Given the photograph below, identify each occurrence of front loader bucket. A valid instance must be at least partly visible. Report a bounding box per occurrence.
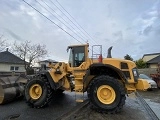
[0,76,27,104]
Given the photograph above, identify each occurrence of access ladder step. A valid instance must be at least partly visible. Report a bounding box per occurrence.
[75,85,83,87]
[76,99,84,102]
[75,78,83,80]
[75,92,84,94]
[75,91,84,102]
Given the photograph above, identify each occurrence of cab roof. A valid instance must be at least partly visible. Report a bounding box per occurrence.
[67,43,89,48]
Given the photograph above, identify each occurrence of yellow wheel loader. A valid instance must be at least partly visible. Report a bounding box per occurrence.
[24,44,149,113]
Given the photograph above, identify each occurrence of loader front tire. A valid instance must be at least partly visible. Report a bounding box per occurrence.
[25,76,53,108]
[87,75,126,113]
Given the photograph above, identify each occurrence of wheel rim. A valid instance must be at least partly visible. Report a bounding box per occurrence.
[97,85,116,104]
[29,84,42,100]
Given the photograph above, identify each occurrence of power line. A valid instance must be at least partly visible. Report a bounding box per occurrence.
[41,0,76,34]
[22,0,98,54]
[39,0,88,43]
[22,0,83,44]
[48,0,97,45]
[43,0,96,53]
[42,0,89,43]
[55,0,98,45]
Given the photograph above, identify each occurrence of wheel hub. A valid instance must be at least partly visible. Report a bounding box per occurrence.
[97,85,116,104]
[29,84,42,100]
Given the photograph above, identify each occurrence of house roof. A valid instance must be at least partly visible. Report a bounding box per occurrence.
[142,53,160,59]
[0,50,24,64]
[147,55,160,64]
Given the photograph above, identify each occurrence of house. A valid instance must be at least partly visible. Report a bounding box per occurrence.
[0,49,26,73]
[147,55,160,68]
[32,59,58,72]
[38,59,58,67]
[142,53,160,68]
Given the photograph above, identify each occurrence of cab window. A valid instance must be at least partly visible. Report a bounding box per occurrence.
[69,46,85,67]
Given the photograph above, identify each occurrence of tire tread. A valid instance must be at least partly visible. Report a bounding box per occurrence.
[87,75,126,114]
[25,75,53,108]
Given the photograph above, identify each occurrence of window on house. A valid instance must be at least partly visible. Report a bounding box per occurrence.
[10,66,14,71]
[10,66,19,71]
[15,67,19,71]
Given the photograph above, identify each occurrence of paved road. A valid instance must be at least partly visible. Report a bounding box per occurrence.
[0,92,80,120]
[0,90,159,120]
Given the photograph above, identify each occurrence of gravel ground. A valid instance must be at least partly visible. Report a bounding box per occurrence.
[138,89,160,119]
[138,89,160,103]
[63,96,150,120]
[61,90,160,120]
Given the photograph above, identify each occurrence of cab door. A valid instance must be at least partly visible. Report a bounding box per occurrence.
[69,46,86,68]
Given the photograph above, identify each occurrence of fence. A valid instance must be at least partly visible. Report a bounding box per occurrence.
[138,68,157,76]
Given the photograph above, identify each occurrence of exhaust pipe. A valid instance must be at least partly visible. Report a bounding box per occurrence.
[107,46,113,58]
[0,76,27,104]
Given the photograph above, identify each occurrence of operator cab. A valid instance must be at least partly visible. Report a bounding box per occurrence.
[67,44,89,67]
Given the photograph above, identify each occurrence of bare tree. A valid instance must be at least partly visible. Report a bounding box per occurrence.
[12,40,48,70]
[0,35,8,51]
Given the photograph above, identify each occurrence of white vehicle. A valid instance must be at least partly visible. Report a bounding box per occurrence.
[139,74,157,89]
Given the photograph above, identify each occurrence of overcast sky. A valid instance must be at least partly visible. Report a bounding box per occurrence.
[0,0,160,62]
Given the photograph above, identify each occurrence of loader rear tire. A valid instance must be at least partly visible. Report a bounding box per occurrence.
[25,76,53,108]
[87,75,126,113]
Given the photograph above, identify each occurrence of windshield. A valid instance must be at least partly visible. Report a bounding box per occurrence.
[68,46,85,67]
[68,48,73,67]
[139,74,151,80]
